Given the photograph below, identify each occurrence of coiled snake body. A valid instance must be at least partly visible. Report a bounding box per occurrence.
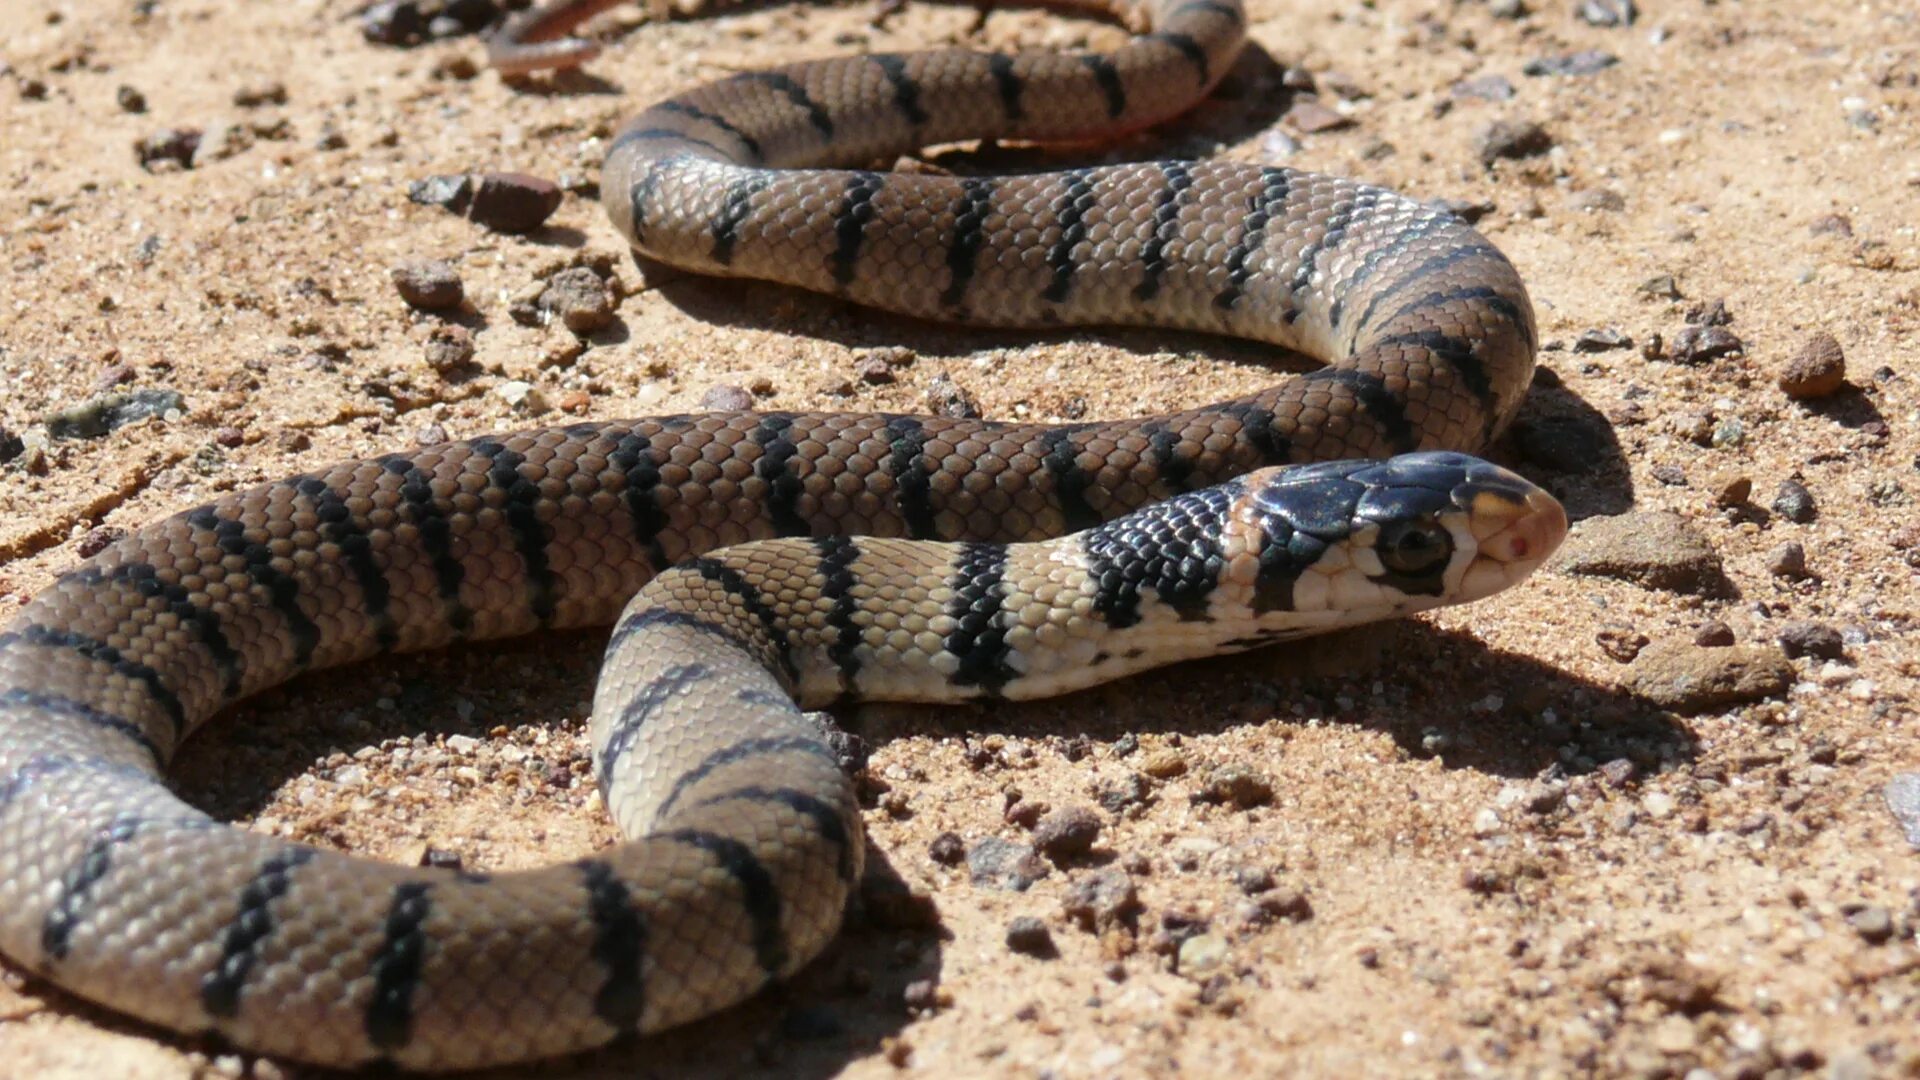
[0,0,1565,1068]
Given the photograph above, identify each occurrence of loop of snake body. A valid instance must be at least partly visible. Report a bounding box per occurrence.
[0,0,1562,1068]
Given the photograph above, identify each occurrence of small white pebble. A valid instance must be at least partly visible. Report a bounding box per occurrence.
[446,734,481,754]
[1473,808,1503,836]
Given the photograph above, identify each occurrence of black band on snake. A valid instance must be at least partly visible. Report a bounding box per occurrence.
[0,0,1564,1068]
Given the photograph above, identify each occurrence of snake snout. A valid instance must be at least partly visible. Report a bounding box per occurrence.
[1456,480,1568,601]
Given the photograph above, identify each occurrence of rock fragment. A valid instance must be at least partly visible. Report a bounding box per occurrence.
[1477,119,1553,165]
[1624,640,1793,712]
[539,267,615,333]
[47,389,185,439]
[1778,332,1846,399]
[391,260,464,311]
[1558,511,1728,594]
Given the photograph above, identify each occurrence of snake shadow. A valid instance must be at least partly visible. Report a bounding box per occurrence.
[127,594,1682,1077]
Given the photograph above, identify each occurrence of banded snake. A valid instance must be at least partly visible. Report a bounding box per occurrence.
[0,0,1565,1068]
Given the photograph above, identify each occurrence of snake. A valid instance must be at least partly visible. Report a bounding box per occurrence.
[0,0,1564,1069]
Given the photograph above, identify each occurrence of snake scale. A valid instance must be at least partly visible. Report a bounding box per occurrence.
[0,0,1567,1069]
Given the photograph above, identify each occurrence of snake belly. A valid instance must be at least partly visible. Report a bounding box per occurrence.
[0,0,1543,1069]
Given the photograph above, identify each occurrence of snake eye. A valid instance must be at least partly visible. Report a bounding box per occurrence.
[1378,520,1452,577]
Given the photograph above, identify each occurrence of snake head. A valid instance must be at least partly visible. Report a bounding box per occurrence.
[1237,451,1567,624]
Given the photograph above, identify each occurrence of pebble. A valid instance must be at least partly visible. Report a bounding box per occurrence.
[411,173,563,234]
[390,260,464,312]
[1232,865,1274,894]
[1778,332,1846,399]
[1476,119,1554,165]
[1523,50,1618,77]
[495,380,548,415]
[1139,749,1188,778]
[1692,621,1735,647]
[854,356,895,384]
[1706,469,1751,508]
[0,426,23,465]
[1061,868,1140,932]
[1808,213,1853,237]
[1032,806,1101,862]
[1599,758,1638,787]
[1004,798,1045,829]
[1093,771,1151,813]
[1639,274,1683,300]
[423,324,475,373]
[1847,906,1894,945]
[408,172,473,212]
[1669,324,1743,364]
[967,837,1050,891]
[415,423,449,446]
[1577,0,1636,26]
[1005,917,1057,957]
[1241,888,1312,926]
[702,384,753,411]
[1177,934,1230,978]
[1569,188,1626,213]
[1451,74,1515,102]
[1686,298,1733,326]
[1573,327,1633,352]
[539,267,615,333]
[1771,479,1817,523]
[1777,621,1843,660]
[1883,774,1920,849]
[1285,100,1353,133]
[902,978,942,1013]
[928,831,965,865]
[1766,541,1809,580]
[1193,765,1274,809]
[1624,640,1794,712]
[1558,511,1728,594]
[46,388,185,439]
[470,173,563,233]
[232,80,288,108]
[1433,197,1496,224]
[923,373,980,419]
[134,128,202,171]
[116,85,146,113]
[362,1,428,45]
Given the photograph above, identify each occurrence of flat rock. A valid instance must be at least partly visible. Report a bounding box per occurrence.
[1624,640,1793,712]
[1557,511,1728,594]
[46,388,185,439]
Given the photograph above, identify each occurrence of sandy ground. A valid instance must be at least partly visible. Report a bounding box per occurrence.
[2,0,1918,1076]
